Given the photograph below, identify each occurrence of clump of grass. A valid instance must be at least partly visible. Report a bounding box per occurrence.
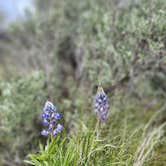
[25,98,166,165]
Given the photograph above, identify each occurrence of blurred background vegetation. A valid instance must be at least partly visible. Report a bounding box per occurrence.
[0,0,166,165]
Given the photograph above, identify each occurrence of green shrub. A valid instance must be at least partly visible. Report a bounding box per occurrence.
[0,72,46,165]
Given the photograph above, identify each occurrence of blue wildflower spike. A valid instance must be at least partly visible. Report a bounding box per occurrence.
[94,86,110,120]
[41,101,63,137]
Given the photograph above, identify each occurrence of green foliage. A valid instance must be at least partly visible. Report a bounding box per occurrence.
[1,0,166,97]
[0,72,47,165]
[26,132,97,166]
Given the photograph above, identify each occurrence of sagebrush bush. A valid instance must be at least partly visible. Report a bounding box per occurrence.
[0,72,47,165]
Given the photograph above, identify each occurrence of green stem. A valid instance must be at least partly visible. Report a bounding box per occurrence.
[50,133,53,142]
[94,117,100,139]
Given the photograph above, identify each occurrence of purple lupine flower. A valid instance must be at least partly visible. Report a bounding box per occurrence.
[42,112,49,119]
[56,124,63,132]
[53,130,58,136]
[41,129,49,136]
[43,118,49,126]
[52,124,63,136]
[94,86,110,120]
[48,123,54,131]
[43,101,56,112]
[52,113,62,120]
[41,101,63,137]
